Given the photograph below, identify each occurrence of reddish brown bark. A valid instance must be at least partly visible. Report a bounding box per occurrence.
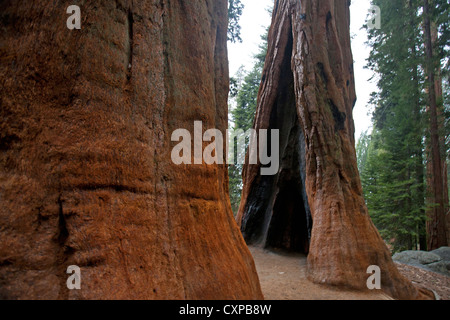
[0,0,263,299]
[425,74,450,249]
[237,0,432,300]
[423,0,448,250]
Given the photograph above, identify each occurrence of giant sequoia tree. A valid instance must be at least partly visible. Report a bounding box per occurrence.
[423,0,449,250]
[0,0,262,299]
[237,0,431,299]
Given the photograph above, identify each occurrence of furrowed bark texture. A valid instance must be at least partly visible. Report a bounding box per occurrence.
[423,5,449,250]
[0,0,263,300]
[237,0,432,300]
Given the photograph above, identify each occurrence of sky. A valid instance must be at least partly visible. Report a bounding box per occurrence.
[228,0,376,141]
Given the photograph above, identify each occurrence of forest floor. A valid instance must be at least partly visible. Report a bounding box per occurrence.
[249,246,449,300]
[395,262,450,300]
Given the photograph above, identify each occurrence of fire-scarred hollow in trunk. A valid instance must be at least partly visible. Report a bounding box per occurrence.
[239,26,312,255]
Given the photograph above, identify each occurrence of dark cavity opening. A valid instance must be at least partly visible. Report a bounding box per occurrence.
[265,123,311,254]
[241,24,312,255]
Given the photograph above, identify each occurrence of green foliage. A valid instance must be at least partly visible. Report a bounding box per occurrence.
[228,28,268,215]
[444,77,450,201]
[359,131,427,252]
[363,0,427,252]
[362,0,449,251]
[433,0,450,67]
[228,162,244,214]
[356,130,371,174]
[228,0,244,43]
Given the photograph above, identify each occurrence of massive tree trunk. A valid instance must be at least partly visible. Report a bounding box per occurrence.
[0,0,263,300]
[423,0,448,250]
[237,0,431,300]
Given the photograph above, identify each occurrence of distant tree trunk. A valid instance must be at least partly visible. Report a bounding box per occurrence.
[0,0,263,299]
[431,24,450,249]
[409,0,427,251]
[237,0,432,300]
[423,0,448,250]
[427,61,450,249]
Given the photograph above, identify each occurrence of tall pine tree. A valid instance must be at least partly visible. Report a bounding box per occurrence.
[228,28,268,214]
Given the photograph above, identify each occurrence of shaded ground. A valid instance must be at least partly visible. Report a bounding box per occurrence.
[250,246,449,300]
[249,246,392,300]
[395,262,450,300]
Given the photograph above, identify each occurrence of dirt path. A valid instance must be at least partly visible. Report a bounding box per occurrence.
[249,246,392,300]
